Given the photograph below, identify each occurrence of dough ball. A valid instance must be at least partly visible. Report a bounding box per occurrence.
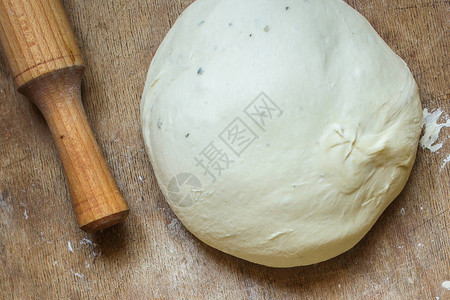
[141,0,422,267]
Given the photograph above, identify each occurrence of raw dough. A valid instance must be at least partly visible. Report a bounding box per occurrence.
[141,0,422,267]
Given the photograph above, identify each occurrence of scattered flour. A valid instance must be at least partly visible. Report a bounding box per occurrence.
[80,238,95,246]
[38,232,52,245]
[68,241,74,253]
[420,108,450,152]
[71,269,84,279]
[24,210,28,220]
[168,218,182,233]
[441,154,450,171]
[442,281,450,290]
[80,238,101,258]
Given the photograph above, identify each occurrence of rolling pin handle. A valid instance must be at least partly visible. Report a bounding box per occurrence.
[0,0,129,232]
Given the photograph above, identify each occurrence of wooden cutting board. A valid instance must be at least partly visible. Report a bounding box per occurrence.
[0,0,448,298]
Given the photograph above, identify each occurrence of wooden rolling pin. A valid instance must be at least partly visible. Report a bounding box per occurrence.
[0,0,129,232]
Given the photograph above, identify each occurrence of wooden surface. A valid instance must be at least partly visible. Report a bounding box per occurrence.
[0,0,448,298]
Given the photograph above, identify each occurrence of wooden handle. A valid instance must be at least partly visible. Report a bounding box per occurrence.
[0,0,129,232]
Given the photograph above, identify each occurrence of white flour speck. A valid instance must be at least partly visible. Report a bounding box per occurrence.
[24,210,28,220]
[80,238,95,246]
[418,243,424,247]
[401,208,406,215]
[68,241,74,253]
[442,281,450,290]
[71,269,84,279]
[85,261,90,269]
[338,284,341,289]
[139,176,144,182]
[420,108,450,152]
[53,261,58,266]
[168,218,181,232]
[441,154,450,171]
[420,206,424,211]
[398,245,405,249]
[39,232,52,245]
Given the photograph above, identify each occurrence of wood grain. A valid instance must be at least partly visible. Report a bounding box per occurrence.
[0,0,448,298]
[0,0,84,86]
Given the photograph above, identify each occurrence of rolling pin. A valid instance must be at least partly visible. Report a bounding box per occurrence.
[0,0,129,232]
